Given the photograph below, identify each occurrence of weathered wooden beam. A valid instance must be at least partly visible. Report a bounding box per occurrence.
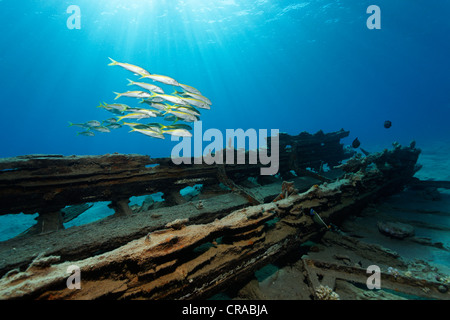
[216,165,263,205]
[408,179,450,190]
[108,199,133,217]
[35,210,65,234]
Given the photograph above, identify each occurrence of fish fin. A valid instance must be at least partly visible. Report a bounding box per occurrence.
[108,57,118,66]
[126,79,134,86]
[68,121,73,127]
[113,92,121,100]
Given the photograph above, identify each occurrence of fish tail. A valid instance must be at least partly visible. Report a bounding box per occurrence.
[113,92,121,100]
[108,57,118,66]
[126,79,134,86]
[68,121,73,127]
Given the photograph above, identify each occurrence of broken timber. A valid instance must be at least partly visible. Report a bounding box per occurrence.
[0,143,430,300]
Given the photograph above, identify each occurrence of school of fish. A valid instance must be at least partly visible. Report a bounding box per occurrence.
[70,58,212,139]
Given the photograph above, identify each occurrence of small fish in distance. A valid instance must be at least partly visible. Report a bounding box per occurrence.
[102,118,118,125]
[352,137,361,148]
[384,120,392,129]
[91,126,111,133]
[106,123,122,129]
[69,122,90,129]
[84,120,102,127]
[77,131,95,137]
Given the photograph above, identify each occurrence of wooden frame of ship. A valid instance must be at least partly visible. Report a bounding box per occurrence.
[0,129,448,300]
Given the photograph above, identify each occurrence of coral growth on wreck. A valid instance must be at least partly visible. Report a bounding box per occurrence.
[315,285,340,300]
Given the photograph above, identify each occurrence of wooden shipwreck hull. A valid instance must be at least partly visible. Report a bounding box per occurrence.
[0,137,427,300]
[0,129,352,223]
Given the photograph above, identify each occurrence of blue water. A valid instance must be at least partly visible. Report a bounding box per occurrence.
[1,0,449,158]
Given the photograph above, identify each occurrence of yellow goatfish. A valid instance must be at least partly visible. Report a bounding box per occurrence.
[141,74,180,86]
[127,79,164,94]
[179,83,201,95]
[180,97,210,110]
[114,91,152,100]
[149,93,188,106]
[108,58,151,76]
[117,112,156,122]
[130,128,165,139]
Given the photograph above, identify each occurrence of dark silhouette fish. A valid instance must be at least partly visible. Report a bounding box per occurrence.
[352,138,361,148]
[384,120,392,129]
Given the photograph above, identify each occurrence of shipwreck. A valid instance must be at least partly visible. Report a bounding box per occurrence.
[0,129,448,300]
